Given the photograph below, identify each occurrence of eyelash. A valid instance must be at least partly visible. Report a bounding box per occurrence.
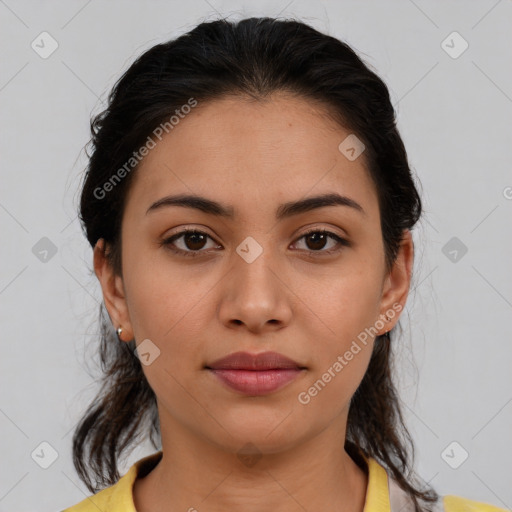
[160,227,350,258]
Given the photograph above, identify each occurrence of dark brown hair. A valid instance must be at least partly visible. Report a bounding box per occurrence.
[74,16,438,511]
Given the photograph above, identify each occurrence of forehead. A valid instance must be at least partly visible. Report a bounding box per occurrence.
[124,93,379,220]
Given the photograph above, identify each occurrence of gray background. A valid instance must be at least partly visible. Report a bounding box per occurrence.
[0,1,511,511]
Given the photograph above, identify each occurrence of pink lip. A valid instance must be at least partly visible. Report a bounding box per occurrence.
[209,368,304,395]
[206,351,306,395]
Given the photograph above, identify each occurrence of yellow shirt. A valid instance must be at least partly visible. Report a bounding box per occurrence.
[62,451,508,512]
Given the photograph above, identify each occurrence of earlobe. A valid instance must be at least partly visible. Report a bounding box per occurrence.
[377,230,414,335]
[93,238,134,341]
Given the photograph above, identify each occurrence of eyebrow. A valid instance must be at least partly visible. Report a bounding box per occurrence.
[145,192,365,219]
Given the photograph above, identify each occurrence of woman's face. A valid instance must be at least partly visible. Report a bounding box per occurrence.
[95,92,413,457]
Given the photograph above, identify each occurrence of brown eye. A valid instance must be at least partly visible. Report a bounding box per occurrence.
[304,232,329,251]
[181,231,208,250]
[161,227,349,259]
[294,229,349,255]
[161,229,219,257]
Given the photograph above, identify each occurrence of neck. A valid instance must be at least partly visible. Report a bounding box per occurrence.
[133,412,368,512]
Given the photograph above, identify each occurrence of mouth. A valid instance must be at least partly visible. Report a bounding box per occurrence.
[205,351,306,396]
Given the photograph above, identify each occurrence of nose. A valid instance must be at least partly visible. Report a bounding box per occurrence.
[217,241,293,333]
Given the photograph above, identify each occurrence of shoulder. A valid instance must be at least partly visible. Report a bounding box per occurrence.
[367,454,508,512]
[442,495,509,512]
[61,451,162,512]
[60,479,133,512]
[60,484,118,511]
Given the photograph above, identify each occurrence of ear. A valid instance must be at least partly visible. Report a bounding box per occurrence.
[376,229,414,335]
[93,238,134,342]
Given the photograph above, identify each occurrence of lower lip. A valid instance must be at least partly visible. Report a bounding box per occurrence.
[208,368,304,395]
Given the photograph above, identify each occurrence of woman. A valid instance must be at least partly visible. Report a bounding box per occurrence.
[62,17,506,512]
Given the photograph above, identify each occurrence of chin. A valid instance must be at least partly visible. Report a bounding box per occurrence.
[208,414,307,454]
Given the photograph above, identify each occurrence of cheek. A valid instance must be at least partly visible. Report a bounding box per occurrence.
[294,260,381,399]
[122,243,210,339]
[293,347,372,438]
[297,263,382,343]
[292,293,376,432]
[121,257,221,401]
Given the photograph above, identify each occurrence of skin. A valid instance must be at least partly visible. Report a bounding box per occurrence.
[94,92,414,512]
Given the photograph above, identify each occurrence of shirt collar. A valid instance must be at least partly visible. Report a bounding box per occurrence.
[105,450,392,512]
[362,456,392,512]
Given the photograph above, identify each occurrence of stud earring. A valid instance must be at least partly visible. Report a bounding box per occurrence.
[116,326,123,340]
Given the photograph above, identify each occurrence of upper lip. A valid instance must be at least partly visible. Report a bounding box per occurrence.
[206,351,305,370]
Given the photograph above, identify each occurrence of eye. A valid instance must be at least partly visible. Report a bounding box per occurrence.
[160,228,220,258]
[292,228,350,256]
[160,227,349,258]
